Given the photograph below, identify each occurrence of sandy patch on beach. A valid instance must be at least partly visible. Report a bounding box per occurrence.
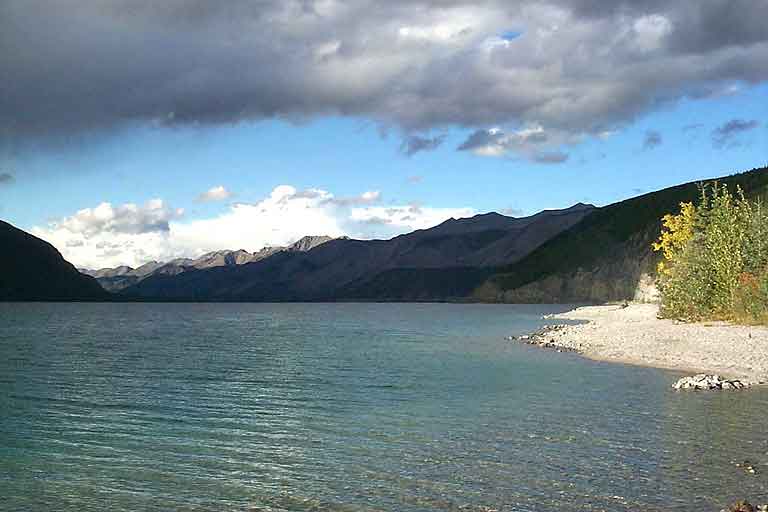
[543,304,768,384]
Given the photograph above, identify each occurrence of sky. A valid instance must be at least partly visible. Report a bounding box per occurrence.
[0,0,766,269]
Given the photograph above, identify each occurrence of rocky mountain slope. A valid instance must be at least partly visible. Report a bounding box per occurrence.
[0,220,108,301]
[474,166,768,303]
[119,204,594,301]
[84,235,335,292]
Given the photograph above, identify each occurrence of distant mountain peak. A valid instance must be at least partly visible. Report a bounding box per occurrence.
[568,202,596,210]
[84,235,339,292]
[287,235,335,252]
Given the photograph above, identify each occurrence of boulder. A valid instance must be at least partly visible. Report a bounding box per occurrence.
[672,374,748,391]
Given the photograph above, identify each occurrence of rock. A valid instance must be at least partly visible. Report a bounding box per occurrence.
[509,323,582,354]
[671,374,749,391]
[726,500,755,512]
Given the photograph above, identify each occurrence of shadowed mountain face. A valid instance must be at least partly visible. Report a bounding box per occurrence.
[83,236,335,292]
[120,205,595,301]
[0,220,108,301]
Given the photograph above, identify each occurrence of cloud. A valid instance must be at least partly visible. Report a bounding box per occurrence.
[642,130,662,150]
[712,119,760,147]
[46,199,184,237]
[500,206,525,216]
[0,173,14,185]
[457,126,571,162]
[196,185,232,202]
[359,190,381,202]
[2,0,766,152]
[458,128,508,156]
[323,190,382,206]
[350,204,474,231]
[458,127,549,157]
[31,199,184,268]
[407,175,424,184]
[533,151,569,164]
[31,185,472,268]
[400,134,446,156]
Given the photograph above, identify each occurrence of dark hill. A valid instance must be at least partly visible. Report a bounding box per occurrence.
[0,220,109,301]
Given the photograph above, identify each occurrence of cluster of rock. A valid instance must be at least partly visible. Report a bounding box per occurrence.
[723,500,768,512]
[672,374,749,391]
[507,324,583,353]
[734,460,759,475]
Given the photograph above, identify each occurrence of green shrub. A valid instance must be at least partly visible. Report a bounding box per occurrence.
[654,183,768,324]
[732,273,768,324]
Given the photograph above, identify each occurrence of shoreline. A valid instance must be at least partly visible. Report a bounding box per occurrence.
[518,303,768,386]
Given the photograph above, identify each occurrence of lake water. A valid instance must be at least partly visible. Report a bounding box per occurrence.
[1,303,767,511]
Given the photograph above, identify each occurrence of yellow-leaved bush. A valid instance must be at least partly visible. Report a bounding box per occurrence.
[653,183,768,324]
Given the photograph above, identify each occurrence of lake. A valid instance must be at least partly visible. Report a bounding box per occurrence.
[1,303,766,511]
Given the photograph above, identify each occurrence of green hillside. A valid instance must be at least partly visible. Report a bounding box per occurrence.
[477,166,768,303]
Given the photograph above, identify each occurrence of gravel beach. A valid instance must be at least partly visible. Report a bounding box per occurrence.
[534,303,768,385]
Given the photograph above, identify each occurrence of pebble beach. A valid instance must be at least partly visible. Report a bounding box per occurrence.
[523,303,768,386]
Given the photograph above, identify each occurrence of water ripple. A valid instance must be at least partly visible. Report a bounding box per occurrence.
[1,302,767,511]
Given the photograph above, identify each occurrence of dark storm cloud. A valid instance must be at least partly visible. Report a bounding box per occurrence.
[400,134,446,156]
[557,0,768,53]
[712,119,760,148]
[642,130,662,150]
[0,173,14,185]
[1,0,767,154]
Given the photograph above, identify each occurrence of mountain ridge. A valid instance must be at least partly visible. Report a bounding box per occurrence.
[7,167,767,303]
[83,235,336,292]
[119,204,595,300]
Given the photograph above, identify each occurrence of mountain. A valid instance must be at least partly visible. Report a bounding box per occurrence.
[84,236,336,292]
[474,166,768,303]
[0,220,108,301]
[119,204,595,301]
[13,167,764,304]
[286,235,337,252]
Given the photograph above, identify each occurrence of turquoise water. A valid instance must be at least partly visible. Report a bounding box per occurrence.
[1,303,766,511]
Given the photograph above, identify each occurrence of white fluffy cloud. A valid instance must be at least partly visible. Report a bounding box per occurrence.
[31,199,185,268]
[32,185,474,269]
[196,185,232,202]
[49,199,184,236]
